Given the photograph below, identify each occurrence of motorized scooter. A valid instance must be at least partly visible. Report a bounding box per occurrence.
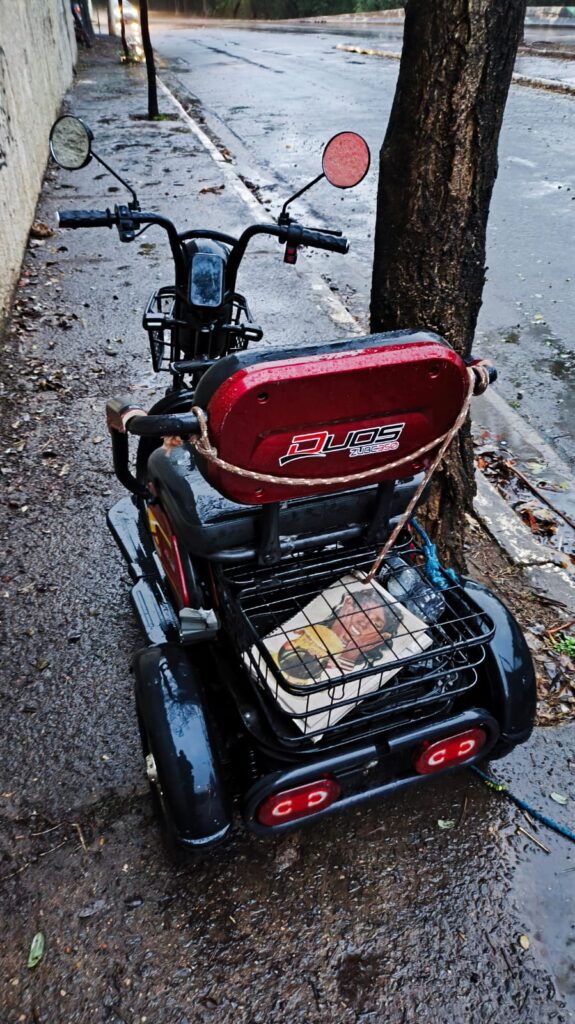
[49,114,536,850]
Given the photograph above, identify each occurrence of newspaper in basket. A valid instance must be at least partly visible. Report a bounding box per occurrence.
[246,572,434,740]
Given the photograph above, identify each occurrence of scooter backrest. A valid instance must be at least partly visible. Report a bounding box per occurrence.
[193,331,469,506]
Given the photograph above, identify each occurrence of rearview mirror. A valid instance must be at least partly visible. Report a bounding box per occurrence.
[49,115,93,170]
[322,132,370,189]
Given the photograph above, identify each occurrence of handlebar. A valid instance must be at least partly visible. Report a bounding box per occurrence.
[126,413,200,436]
[58,209,115,229]
[106,396,200,438]
[289,224,349,254]
[57,207,349,289]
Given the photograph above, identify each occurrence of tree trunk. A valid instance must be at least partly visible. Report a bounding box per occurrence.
[118,0,130,59]
[370,0,526,569]
[139,0,159,118]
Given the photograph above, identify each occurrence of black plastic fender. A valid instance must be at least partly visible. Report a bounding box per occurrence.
[463,579,536,751]
[133,644,232,848]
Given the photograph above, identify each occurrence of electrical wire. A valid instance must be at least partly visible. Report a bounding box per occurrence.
[471,765,575,843]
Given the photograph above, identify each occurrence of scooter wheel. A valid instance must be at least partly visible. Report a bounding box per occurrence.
[136,709,182,853]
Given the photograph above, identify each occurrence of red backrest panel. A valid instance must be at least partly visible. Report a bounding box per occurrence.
[197,337,468,505]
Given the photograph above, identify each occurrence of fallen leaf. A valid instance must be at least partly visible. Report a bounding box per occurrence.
[30,222,55,240]
[437,819,457,830]
[199,184,225,195]
[550,792,568,805]
[78,898,106,919]
[519,934,530,950]
[27,932,45,968]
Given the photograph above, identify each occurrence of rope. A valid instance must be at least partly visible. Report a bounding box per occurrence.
[471,766,575,844]
[189,363,488,583]
[362,368,478,582]
[411,518,459,590]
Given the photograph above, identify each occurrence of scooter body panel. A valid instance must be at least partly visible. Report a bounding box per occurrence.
[462,579,537,748]
[194,334,469,504]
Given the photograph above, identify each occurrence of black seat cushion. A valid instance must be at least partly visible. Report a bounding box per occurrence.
[147,441,422,558]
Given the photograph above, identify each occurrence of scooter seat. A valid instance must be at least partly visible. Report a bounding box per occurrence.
[192,329,469,505]
[147,441,425,558]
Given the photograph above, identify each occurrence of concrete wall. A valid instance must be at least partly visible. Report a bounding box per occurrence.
[0,0,76,327]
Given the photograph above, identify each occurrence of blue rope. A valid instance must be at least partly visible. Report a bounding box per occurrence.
[471,766,575,843]
[411,518,458,590]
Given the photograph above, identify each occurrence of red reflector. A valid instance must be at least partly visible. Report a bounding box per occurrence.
[414,728,487,775]
[257,777,341,827]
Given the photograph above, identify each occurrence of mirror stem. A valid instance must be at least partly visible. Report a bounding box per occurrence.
[93,152,140,210]
[279,172,324,223]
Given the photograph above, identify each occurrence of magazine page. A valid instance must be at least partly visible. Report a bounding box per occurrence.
[245,572,434,741]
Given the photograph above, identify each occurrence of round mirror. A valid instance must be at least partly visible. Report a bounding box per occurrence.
[49,115,93,170]
[322,132,370,189]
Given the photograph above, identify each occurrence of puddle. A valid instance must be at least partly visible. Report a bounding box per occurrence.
[499,725,575,1015]
[475,321,575,473]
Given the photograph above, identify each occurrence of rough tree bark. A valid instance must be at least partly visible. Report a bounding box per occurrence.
[118,0,130,60]
[139,0,159,118]
[370,0,526,569]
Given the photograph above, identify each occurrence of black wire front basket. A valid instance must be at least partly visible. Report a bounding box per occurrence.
[219,538,495,748]
[143,287,261,372]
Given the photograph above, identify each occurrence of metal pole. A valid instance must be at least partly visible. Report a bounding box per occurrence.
[108,0,118,35]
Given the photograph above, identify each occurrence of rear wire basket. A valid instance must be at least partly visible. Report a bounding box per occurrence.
[220,540,495,748]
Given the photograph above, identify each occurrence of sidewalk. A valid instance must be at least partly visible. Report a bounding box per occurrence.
[1,40,574,1024]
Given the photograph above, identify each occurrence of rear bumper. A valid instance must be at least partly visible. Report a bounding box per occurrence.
[243,707,499,836]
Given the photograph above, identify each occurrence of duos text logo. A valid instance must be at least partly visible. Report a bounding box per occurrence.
[279,423,406,466]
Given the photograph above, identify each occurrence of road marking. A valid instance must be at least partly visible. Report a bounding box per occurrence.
[157,77,264,217]
[157,75,361,332]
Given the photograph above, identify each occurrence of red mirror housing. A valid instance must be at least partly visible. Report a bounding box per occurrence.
[322,132,370,189]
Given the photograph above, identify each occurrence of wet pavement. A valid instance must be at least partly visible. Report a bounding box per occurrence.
[0,37,574,1024]
[149,17,575,471]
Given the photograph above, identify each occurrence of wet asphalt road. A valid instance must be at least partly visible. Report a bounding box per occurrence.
[150,18,575,470]
[0,36,574,1024]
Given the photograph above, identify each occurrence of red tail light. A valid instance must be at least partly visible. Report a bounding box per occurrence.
[414,728,487,775]
[257,777,341,827]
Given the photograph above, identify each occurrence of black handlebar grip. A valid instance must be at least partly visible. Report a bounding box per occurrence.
[58,209,114,229]
[125,413,201,437]
[299,227,349,254]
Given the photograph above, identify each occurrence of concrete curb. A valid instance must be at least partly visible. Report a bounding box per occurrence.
[157,69,575,609]
[474,475,575,614]
[336,44,575,95]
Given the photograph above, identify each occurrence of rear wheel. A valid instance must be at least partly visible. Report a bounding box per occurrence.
[136,707,180,851]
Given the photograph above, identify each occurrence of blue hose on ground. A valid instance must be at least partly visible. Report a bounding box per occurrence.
[411,518,458,590]
[471,765,575,843]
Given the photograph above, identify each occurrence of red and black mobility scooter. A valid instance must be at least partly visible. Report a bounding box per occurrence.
[50,115,536,849]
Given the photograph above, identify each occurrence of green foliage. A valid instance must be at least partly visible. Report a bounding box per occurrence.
[215,0,356,15]
[354,0,402,10]
[154,0,404,16]
[552,633,575,658]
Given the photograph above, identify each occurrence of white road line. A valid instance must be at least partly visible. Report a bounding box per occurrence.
[158,76,270,217]
[157,75,362,333]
